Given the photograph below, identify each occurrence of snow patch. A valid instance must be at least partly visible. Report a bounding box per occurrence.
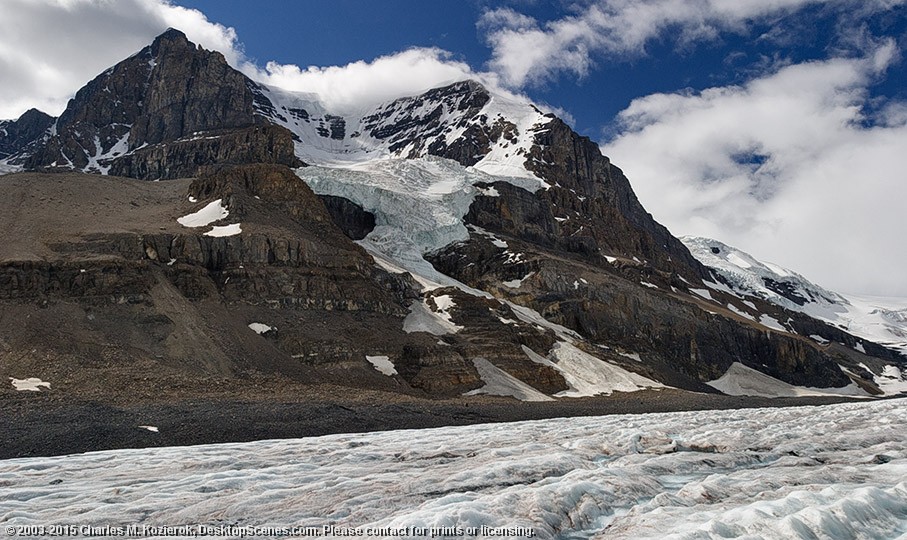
[248,323,274,335]
[366,356,397,376]
[9,377,50,392]
[727,303,756,321]
[523,343,664,397]
[177,199,228,227]
[469,225,508,249]
[203,223,242,237]
[465,358,553,402]
[707,362,869,398]
[619,351,643,362]
[861,363,907,395]
[689,288,714,301]
[475,185,499,197]
[503,272,534,289]
[403,296,463,335]
[759,314,787,332]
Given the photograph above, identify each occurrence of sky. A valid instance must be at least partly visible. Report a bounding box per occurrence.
[0,0,905,296]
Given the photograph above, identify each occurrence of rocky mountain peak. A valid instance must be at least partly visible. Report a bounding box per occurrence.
[150,27,193,55]
[0,108,54,161]
[18,28,298,178]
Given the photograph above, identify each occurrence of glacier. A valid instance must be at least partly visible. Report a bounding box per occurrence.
[2,399,907,539]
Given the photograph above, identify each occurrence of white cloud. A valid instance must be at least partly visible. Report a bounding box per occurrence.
[0,0,242,119]
[246,49,481,115]
[601,42,907,296]
[480,0,905,87]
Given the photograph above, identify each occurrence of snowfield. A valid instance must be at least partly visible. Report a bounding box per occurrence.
[2,400,906,539]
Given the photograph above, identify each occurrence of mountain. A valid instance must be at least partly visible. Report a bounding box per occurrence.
[682,236,907,393]
[2,28,905,434]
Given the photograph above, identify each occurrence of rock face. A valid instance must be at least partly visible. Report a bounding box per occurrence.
[0,109,54,161]
[19,28,300,178]
[361,80,496,163]
[317,195,376,240]
[108,125,301,180]
[428,230,853,390]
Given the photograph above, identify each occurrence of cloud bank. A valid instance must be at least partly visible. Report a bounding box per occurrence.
[246,50,480,115]
[480,0,906,87]
[601,43,907,296]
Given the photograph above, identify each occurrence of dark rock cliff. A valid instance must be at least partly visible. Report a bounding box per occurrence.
[0,109,54,161]
[22,28,300,178]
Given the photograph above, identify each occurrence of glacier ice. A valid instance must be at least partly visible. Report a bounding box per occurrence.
[2,400,907,539]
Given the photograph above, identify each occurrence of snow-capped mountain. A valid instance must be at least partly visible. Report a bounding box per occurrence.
[254,79,552,185]
[683,236,907,358]
[2,27,905,442]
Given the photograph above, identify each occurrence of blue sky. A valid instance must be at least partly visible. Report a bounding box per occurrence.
[1,0,905,295]
[176,0,907,140]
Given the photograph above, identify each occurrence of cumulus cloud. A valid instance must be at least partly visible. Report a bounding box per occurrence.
[480,0,905,87]
[245,49,481,115]
[0,0,241,119]
[600,42,907,296]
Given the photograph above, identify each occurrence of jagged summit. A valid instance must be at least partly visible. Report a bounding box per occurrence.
[4,28,299,178]
[0,108,54,161]
[151,27,192,50]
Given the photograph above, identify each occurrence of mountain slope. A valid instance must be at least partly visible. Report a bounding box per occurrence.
[683,236,907,394]
[2,28,902,408]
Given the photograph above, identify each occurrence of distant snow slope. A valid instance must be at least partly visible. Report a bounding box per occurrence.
[707,362,868,398]
[683,236,907,358]
[255,81,551,188]
[0,160,21,175]
[3,400,906,539]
